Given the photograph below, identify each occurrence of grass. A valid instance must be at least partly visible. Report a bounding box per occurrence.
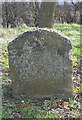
[53,23,81,66]
[0,23,81,118]
[2,89,80,118]
[74,85,82,94]
[0,24,35,73]
[0,23,81,74]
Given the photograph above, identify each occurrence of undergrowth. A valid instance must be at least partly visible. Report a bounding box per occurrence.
[0,23,81,118]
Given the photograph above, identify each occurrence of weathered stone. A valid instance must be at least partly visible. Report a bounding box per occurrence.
[8,28,73,98]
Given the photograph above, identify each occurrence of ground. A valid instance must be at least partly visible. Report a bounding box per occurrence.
[1,64,82,118]
[0,23,82,119]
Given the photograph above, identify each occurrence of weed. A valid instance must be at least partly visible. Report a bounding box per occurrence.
[2,85,12,95]
[2,103,12,118]
[74,85,82,94]
[1,23,81,118]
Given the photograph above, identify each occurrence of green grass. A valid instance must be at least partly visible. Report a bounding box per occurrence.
[0,23,81,74]
[0,24,36,73]
[2,92,80,118]
[74,85,82,94]
[53,23,81,66]
[0,23,81,118]
[53,23,82,66]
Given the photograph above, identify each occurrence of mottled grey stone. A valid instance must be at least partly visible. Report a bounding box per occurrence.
[8,28,73,98]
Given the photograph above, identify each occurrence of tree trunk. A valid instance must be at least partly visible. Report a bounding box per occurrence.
[34,2,40,27]
[36,2,57,28]
[80,3,82,25]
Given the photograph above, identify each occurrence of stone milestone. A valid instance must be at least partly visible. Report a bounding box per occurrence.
[8,28,73,98]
